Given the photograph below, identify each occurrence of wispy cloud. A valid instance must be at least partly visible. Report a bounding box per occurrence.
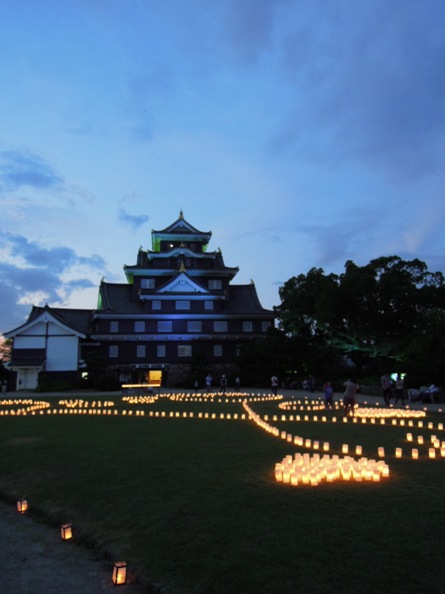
[0,232,104,332]
[0,149,63,191]
[118,208,149,230]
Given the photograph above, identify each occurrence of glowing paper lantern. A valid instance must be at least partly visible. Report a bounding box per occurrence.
[17,498,28,513]
[355,445,362,456]
[112,561,127,585]
[429,448,436,459]
[395,448,402,458]
[412,449,419,459]
[61,523,73,540]
[378,447,385,458]
[342,444,348,454]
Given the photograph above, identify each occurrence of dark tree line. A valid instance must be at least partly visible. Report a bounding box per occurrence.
[239,256,445,389]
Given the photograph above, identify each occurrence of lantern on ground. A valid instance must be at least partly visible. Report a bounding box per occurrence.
[61,523,73,540]
[112,561,127,585]
[17,498,28,513]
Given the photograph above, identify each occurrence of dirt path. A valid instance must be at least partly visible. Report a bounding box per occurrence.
[0,500,148,594]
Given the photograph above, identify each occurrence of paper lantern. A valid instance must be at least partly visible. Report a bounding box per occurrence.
[429,448,436,459]
[17,498,28,513]
[342,444,348,454]
[61,523,73,540]
[395,448,402,458]
[112,561,127,585]
[355,445,362,456]
[378,447,385,458]
[412,449,419,460]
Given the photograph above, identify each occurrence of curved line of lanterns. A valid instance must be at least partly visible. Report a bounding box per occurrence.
[4,390,444,586]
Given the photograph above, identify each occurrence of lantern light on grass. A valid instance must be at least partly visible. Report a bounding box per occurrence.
[61,523,73,540]
[112,561,127,585]
[17,498,28,513]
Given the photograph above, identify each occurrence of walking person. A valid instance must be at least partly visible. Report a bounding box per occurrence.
[343,378,359,417]
[381,373,392,405]
[271,375,278,396]
[205,373,213,393]
[220,374,227,395]
[394,374,405,405]
[323,380,334,409]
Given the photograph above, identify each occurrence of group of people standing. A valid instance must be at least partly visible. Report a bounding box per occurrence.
[381,372,405,405]
[201,374,241,394]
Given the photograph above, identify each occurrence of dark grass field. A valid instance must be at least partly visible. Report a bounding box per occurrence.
[1,394,444,594]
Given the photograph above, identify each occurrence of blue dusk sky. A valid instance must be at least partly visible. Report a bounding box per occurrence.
[1,0,445,334]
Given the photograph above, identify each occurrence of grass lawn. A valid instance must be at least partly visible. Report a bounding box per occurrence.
[1,393,445,594]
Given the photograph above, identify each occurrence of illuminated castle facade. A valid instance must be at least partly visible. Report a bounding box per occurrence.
[5,212,275,389]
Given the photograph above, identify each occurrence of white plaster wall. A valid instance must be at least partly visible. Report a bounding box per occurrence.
[14,335,46,349]
[24,322,47,335]
[46,336,79,371]
[47,321,71,335]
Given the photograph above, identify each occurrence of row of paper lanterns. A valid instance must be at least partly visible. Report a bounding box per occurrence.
[15,498,128,585]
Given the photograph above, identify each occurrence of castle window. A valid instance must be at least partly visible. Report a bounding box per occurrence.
[158,321,172,332]
[204,300,213,310]
[243,321,253,332]
[262,321,272,332]
[178,345,192,357]
[136,345,146,358]
[187,321,202,332]
[152,300,161,310]
[141,278,155,289]
[209,279,222,290]
[214,321,227,332]
[176,300,190,310]
[213,344,222,357]
[110,321,119,333]
[157,345,166,358]
[135,321,145,332]
[109,345,119,358]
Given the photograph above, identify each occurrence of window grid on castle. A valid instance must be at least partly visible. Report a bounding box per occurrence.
[178,345,192,357]
[176,300,190,310]
[136,345,146,358]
